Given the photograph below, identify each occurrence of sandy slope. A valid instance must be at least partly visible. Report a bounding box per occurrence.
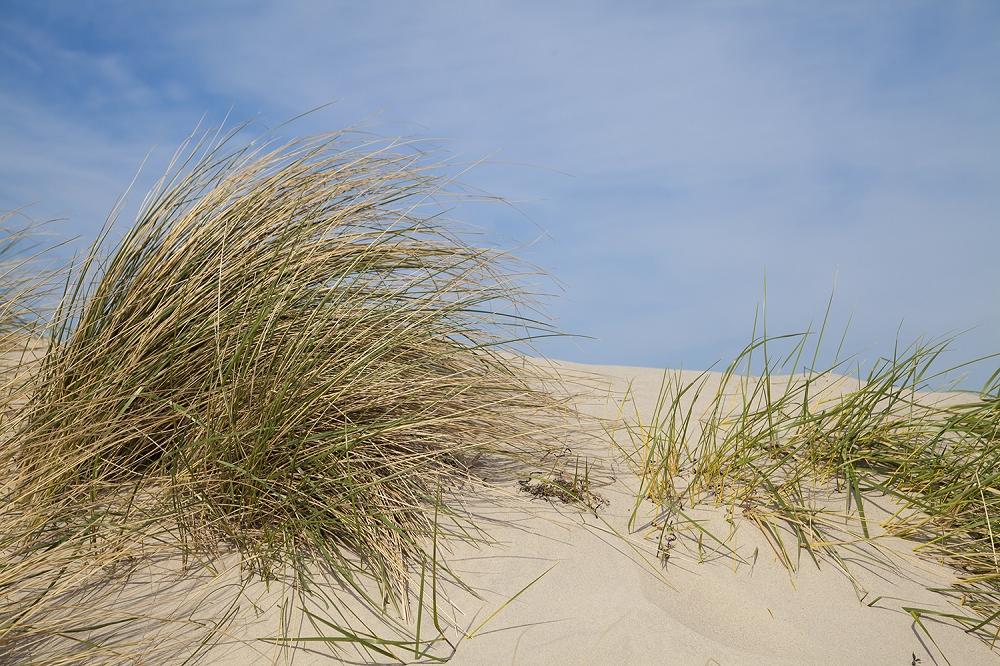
[197,359,996,665]
[5,352,994,664]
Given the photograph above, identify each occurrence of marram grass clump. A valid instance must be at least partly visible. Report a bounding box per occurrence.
[0,128,570,663]
[616,303,1000,653]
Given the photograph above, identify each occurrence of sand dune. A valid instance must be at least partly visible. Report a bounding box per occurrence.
[193,359,996,665]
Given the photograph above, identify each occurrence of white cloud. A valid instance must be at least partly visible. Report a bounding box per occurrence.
[1,1,997,383]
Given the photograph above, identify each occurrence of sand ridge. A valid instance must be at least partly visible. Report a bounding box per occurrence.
[198,359,997,665]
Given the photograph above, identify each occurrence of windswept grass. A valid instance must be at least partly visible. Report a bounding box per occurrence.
[0,127,570,663]
[616,302,1000,651]
[0,221,47,346]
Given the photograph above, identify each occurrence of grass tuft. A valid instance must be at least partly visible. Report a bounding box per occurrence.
[0,127,571,663]
[517,459,608,515]
[616,302,1000,650]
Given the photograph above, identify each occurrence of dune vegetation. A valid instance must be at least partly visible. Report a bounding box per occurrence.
[0,128,571,664]
[617,299,1000,653]
[3,124,999,665]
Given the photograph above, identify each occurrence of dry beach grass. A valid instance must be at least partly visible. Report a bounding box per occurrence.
[0,128,574,663]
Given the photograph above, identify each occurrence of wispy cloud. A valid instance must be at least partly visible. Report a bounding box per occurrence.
[1,1,997,382]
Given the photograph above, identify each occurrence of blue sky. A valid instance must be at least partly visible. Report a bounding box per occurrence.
[1,1,998,384]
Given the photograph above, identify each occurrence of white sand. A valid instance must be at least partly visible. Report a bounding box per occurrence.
[7,356,995,664]
[198,359,996,665]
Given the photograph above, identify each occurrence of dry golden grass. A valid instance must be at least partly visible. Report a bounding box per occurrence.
[0,127,571,663]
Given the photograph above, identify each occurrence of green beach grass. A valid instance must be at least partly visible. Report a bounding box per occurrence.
[615,297,1000,655]
[0,127,572,663]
